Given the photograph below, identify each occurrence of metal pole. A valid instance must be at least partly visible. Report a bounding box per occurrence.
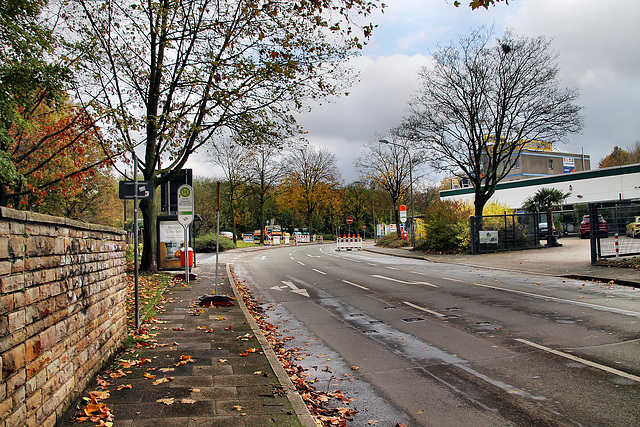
[215,182,220,295]
[372,184,376,241]
[183,225,189,284]
[408,154,415,248]
[133,155,140,331]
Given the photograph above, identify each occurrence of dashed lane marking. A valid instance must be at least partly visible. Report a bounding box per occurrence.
[403,301,444,318]
[342,280,369,290]
[515,338,640,383]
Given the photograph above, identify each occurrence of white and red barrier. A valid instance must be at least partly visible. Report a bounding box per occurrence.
[295,234,311,243]
[336,235,362,251]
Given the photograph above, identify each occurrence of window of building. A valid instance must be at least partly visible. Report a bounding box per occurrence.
[548,159,554,170]
[513,157,520,169]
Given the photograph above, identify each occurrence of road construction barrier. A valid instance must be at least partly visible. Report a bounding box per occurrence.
[296,234,311,243]
[284,235,290,244]
[336,235,362,251]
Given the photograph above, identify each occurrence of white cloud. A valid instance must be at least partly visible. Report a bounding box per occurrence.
[190,0,640,181]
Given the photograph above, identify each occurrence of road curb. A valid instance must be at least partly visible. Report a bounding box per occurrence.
[226,263,317,427]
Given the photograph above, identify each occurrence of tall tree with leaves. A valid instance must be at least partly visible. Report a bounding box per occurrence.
[401,28,582,217]
[599,142,640,168]
[62,0,381,270]
[279,146,341,234]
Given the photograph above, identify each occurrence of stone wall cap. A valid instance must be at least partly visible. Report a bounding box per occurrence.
[0,206,126,235]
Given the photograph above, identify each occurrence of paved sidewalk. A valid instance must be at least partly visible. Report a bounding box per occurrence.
[58,263,314,427]
[365,238,640,287]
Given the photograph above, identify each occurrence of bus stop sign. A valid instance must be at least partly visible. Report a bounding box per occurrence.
[177,184,194,226]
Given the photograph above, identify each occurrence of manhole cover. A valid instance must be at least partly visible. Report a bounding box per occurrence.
[402,317,425,323]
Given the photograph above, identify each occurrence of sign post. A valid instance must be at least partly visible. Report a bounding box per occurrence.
[177,184,194,284]
[346,216,353,234]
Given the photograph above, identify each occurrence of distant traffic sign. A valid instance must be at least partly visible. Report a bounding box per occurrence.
[346,216,354,224]
[399,204,407,223]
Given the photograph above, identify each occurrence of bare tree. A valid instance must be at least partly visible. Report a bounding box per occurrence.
[355,138,425,236]
[245,145,284,243]
[401,28,583,217]
[207,137,252,243]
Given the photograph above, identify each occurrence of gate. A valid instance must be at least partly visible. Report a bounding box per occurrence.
[470,212,549,254]
[588,201,640,263]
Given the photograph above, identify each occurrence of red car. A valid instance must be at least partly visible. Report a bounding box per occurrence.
[579,215,608,239]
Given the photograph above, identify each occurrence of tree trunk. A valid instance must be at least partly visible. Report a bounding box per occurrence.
[139,198,157,271]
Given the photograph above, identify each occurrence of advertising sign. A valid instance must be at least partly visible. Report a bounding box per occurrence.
[479,230,499,244]
[563,157,575,173]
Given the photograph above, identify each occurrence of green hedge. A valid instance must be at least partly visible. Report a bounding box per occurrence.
[195,233,237,252]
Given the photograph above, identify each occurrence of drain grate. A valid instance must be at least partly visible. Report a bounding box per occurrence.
[402,317,425,323]
[369,320,384,325]
[441,314,458,319]
[383,306,396,310]
[350,313,364,317]
[362,330,378,334]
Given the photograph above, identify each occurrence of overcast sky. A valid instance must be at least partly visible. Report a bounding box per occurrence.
[188,0,640,183]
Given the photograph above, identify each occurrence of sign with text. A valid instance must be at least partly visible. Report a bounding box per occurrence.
[399,204,407,223]
[177,184,194,226]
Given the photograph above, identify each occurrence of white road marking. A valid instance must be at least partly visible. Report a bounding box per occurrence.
[515,338,640,383]
[297,261,305,265]
[386,267,399,270]
[472,283,640,317]
[372,275,438,288]
[342,280,369,290]
[403,301,444,318]
[312,269,327,275]
[442,277,463,283]
[368,263,378,266]
[306,254,321,258]
[281,280,310,297]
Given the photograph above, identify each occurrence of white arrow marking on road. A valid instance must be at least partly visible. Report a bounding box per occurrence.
[281,280,310,297]
[342,280,369,290]
[270,285,284,291]
[372,275,438,288]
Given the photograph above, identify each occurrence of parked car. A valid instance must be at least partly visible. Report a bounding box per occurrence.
[538,222,560,238]
[626,216,640,238]
[579,215,608,238]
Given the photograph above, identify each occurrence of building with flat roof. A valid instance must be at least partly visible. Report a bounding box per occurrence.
[441,163,640,209]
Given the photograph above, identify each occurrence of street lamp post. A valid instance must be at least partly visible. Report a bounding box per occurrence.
[380,139,415,248]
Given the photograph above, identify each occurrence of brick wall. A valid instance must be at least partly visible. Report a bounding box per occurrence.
[0,207,127,427]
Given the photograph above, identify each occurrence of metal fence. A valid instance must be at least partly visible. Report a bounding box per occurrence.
[470,212,551,254]
[588,201,640,263]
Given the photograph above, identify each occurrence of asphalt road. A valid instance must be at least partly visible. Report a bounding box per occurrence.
[211,244,640,426]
